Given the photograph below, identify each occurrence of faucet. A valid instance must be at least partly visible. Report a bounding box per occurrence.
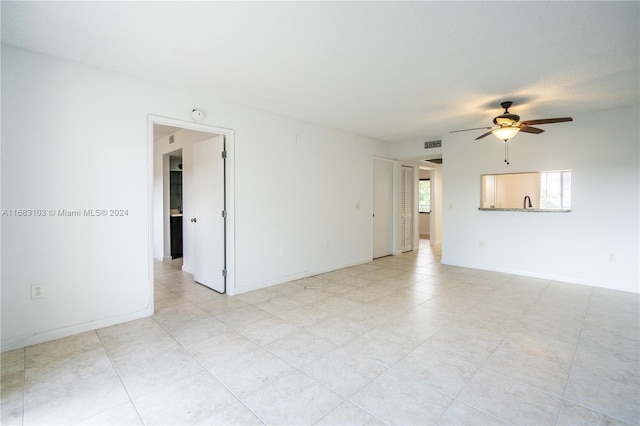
[523,195,532,209]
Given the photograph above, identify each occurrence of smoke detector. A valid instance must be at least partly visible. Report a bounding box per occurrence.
[191,108,204,121]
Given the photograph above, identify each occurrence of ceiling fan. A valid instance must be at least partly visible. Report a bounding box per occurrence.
[450,101,573,164]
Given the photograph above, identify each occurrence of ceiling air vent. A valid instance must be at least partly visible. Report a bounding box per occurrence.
[424,140,442,149]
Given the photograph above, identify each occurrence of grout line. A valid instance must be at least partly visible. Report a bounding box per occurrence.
[94,330,147,426]
[150,297,269,425]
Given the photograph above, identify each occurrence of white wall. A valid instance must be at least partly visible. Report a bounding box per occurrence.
[430,166,443,245]
[441,105,639,293]
[1,46,389,350]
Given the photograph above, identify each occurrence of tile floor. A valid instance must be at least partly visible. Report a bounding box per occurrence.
[2,240,639,425]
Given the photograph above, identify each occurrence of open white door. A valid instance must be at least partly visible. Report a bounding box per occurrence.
[192,135,226,293]
[373,159,394,258]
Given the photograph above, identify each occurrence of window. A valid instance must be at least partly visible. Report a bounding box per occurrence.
[419,179,431,213]
[540,170,572,210]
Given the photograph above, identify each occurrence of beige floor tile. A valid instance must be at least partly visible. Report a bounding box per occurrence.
[25,346,114,387]
[344,329,417,367]
[214,304,274,328]
[271,304,333,327]
[97,317,166,343]
[436,400,507,425]
[194,400,262,425]
[304,316,368,346]
[1,349,25,376]
[185,330,260,367]
[195,295,250,315]
[152,303,210,331]
[556,400,633,426]
[564,367,640,424]
[457,369,562,425]
[426,323,504,365]
[1,370,24,425]
[24,369,131,425]
[336,303,399,328]
[25,331,102,369]
[458,305,520,334]
[302,347,387,398]
[574,338,640,387]
[316,401,384,425]
[483,345,571,396]
[133,373,237,425]
[210,347,294,397]
[235,288,279,304]
[74,401,143,425]
[235,316,299,346]
[350,369,453,425]
[314,295,367,316]
[378,313,446,344]
[243,370,343,425]
[113,346,209,399]
[286,287,333,304]
[513,315,583,346]
[589,288,640,315]
[266,329,337,368]
[391,344,478,397]
[582,310,640,341]
[254,294,305,315]
[501,330,576,367]
[164,316,229,346]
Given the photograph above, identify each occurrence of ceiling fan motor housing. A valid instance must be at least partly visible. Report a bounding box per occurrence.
[493,113,520,126]
[493,101,520,126]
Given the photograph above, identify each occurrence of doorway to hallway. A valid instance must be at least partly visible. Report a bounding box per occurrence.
[149,116,236,301]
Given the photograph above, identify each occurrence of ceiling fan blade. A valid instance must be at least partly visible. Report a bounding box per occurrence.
[519,126,545,134]
[450,126,493,133]
[519,117,573,126]
[475,131,494,140]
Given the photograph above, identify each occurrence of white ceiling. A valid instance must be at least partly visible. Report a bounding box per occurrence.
[2,1,638,143]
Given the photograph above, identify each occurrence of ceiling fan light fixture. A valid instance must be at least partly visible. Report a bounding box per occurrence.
[492,126,520,141]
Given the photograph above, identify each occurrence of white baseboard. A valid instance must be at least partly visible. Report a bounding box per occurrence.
[1,307,154,352]
[440,258,638,293]
[233,257,373,295]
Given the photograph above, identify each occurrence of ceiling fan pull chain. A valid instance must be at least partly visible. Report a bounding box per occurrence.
[504,141,510,165]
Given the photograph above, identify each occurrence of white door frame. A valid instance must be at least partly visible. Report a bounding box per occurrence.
[147,115,236,299]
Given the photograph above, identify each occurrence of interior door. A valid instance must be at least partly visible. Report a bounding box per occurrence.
[373,159,394,258]
[192,135,226,293]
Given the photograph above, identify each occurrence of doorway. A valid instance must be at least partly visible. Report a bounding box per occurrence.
[148,116,236,298]
[168,150,183,260]
[400,165,414,252]
[372,158,395,258]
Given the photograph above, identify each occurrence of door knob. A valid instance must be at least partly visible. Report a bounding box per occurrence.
[191,218,197,223]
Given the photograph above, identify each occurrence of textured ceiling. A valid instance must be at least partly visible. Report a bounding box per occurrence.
[2,1,638,143]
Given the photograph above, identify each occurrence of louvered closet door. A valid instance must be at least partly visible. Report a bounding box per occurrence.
[400,166,414,252]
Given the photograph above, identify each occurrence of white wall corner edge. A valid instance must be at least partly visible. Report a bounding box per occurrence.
[0,306,154,353]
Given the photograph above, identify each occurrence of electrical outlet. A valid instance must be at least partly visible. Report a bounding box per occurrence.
[31,284,44,299]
